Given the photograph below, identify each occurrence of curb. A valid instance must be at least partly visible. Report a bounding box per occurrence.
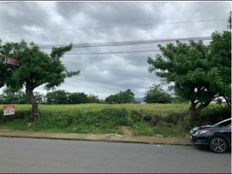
[0,130,191,146]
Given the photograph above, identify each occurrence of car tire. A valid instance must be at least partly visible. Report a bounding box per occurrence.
[209,136,228,153]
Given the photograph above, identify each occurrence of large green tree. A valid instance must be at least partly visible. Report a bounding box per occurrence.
[209,31,231,106]
[87,94,101,103]
[0,40,79,121]
[46,90,100,104]
[147,30,231,121]
[68,92,89,104]
[46,90,69,104]
[145,84,172,103]
[105,89,135,104]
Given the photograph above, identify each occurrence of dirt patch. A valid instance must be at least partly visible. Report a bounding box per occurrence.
[121,126,133,136]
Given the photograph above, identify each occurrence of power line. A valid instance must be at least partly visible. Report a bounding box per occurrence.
[66,49,160,56]
[0,1,24,4]
[0,1,31,3]
[0,19,225,35]
[40,36,211,49]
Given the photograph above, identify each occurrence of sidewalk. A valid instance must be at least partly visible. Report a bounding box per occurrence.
[0,129,191,145]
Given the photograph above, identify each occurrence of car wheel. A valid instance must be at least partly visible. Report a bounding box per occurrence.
[209,137,228,153]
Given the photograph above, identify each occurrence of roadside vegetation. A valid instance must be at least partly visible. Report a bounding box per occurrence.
[0,14,230,139]
[0,104,230,137]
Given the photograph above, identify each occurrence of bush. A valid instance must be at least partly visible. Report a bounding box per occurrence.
[132,122,183,137]
[26,108,130,134]
[0,110,30,123]
[196,105,231,126]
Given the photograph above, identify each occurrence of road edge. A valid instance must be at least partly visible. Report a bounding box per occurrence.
[0,129,191,146]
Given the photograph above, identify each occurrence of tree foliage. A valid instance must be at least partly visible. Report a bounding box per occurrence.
[68,92,89,104]
[45,90,100,104]
[46,90,69,104]
[209,31,231,105]
[0,40,79,121]
[87,94,101,103]
[0,89,28,104]
[145,84,172,103]
[147,29,231,121]
[0,89,44,104]
[105,89,135,104]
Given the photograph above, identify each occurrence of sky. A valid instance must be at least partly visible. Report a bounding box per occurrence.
[0,1,230,99]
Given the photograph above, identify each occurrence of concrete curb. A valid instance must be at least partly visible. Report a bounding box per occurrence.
[0,129,191,146]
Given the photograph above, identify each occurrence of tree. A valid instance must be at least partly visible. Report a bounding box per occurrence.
[45,91,100,104]
[0,88,29,104]
[0,40,79,121]
[46,90,69,104]
[147,30,230,121]
[209,31,231,106]
[105,89,135,104]
[68,92,89,104]
[145,84,172,103]
[87,94,101,103]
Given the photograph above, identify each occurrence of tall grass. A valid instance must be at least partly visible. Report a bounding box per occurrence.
[0,103,189,113]
[0,104,230,137]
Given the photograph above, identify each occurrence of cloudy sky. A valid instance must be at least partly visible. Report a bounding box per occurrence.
[0,1,230,99]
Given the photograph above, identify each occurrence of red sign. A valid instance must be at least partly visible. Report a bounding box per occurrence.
[3,105,16,116]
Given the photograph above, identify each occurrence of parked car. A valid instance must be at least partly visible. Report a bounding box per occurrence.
[190,118,231,153]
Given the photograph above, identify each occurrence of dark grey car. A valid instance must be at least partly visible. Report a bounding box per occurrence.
[190,118,231,153]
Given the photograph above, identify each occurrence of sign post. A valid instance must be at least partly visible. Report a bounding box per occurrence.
[3,105,16,116]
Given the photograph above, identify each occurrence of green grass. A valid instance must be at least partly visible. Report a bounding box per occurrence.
[0,103,229,137]
[0,103,189,113]
[132,123,184,137]
[0,118,28,130]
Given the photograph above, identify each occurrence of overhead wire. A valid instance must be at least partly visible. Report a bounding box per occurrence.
[0,19,226,35]
[66,49,160,56]
[39,36,211,49]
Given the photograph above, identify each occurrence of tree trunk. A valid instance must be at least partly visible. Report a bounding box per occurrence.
[189,108,200,122]
[189,102,200,123]
[26,88,39,122]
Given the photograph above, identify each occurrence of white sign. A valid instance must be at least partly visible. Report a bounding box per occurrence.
[3,105,16,116]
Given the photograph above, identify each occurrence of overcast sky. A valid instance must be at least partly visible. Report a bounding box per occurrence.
[0,1,230,99]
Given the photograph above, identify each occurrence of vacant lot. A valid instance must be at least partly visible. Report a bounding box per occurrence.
[0,104,229,137]
[0,103,189,113]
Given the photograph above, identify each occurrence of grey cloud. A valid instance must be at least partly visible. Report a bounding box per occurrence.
[0,3,51,32]
[0,2,230,99]
[55,2,165,25]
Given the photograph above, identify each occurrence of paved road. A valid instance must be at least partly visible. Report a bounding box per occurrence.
[0,137,230,173]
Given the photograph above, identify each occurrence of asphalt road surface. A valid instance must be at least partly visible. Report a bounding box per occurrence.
[0,137,230,173]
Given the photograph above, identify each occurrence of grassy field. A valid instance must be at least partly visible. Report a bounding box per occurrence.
[0,103,229,137]
[0,103,189,113]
